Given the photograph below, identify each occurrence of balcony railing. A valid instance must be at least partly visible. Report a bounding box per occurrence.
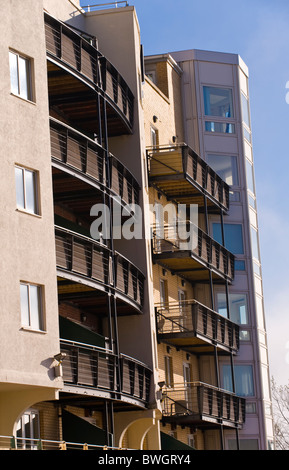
[60,339,151,407]
[156,300,239,354]
[162,382,245,428]
[45,12,134,130]
[147,145,229,212]
[152,223,235,283]
[50,118,139,207]
[55,226,145,312]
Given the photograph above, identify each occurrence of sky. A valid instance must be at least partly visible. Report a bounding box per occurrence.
[80,0,289,386]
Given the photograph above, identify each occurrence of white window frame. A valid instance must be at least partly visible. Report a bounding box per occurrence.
[15,165,40,215]
[20,282,44,331]
[9,50,33,102]
[16,409,40,450]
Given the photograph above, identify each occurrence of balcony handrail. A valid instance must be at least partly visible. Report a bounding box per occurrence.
[55,225,111,252]
[151,221,233,256]
[0,434,134,450]
[60,338,115,356]
[115,251,145,280]
[147,143,230,189]
[120,352,152,372]
[50,116,104,154]
[155,299,238,328]
[50,117,140,199]
[163,381,239,397]
[82,2,129,12]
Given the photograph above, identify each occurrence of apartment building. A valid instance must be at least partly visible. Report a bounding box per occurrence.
[143,50,274,449]
[0,0,273,451]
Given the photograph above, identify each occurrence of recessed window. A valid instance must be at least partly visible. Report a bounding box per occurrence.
[213,223,244,255]
[20,282,44,331]
[164,355,174,387]
[9,50,33,101]
[203,86,234,118]
[207,154,239,186]
[15,165,39,215]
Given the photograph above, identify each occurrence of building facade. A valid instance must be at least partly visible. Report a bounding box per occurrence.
[0,0,273,450]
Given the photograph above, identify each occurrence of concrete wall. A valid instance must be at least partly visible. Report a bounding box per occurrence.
[0,1,60,395]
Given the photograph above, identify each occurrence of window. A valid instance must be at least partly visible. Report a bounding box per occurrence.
[250,227,260,261]
[9,50,33,101]
[164,356,173,387]
[16,410,40,450]
[217,292,248,325]
[246,160,255,194]
[207,154,239,186]
[222,364,255,397]
[160,279,168,307]
[205,121,235,134]
[235,260,245,271]
[203,86,234,118]
[20,282,44,331]
[213,223,244,254]
[15,165,39,214]
[241,93,250,128]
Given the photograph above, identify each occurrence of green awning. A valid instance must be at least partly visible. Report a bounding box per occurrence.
[62,409,112,447]
[161,431,195,450]
[59,315,106,348]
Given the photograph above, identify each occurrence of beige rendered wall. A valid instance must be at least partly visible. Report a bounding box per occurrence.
[0,1,60,399]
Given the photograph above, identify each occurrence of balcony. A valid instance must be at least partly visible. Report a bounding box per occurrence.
[147,145,229,213]
[162,382,245,429]
[156,300,239,354]
[152,224,235,283]
[55,226,145,314]
[45,12,134,135]
[60,339,152,408]
[50,118,140,209]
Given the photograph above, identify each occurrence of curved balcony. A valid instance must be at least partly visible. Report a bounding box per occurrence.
[50,118,140,209]
[60,339,152,408]
[162,382,245,429]
[147,145,229,213]
[55,226,145,314]
[156,300,239,354]
[45,12,134,135]
[152,223,235,283]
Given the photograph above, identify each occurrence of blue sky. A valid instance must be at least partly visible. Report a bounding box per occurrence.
[80,0,289,385]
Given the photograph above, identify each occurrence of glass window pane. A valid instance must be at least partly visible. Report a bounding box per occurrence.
[29,285,42,330]
[213,223,244,254]
[203,87,234,117]
[9,51,19,95]
[15,167,25,209]
[229,191,240,202]
[20,284,29,326]
[205,121,235,133]
[251,227,260,261]
[246,160,255,194]
[223,365,254,397]
[24,169,37,213]
[217,292,248,324]
[241,93,250,128]
[243,126,251,142]
[235,260,245,271]
[207,154,239,186]
[18,56,29,100]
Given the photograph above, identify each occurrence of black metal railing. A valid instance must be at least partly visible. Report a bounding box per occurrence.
[55,226,145,311]
[147,145,229,211]
[162,382,245,428]
[45,12,134,128]
[152,223,235,282]
[156,300,240,353]
[50,118,139,206]
[60,339,151,405]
